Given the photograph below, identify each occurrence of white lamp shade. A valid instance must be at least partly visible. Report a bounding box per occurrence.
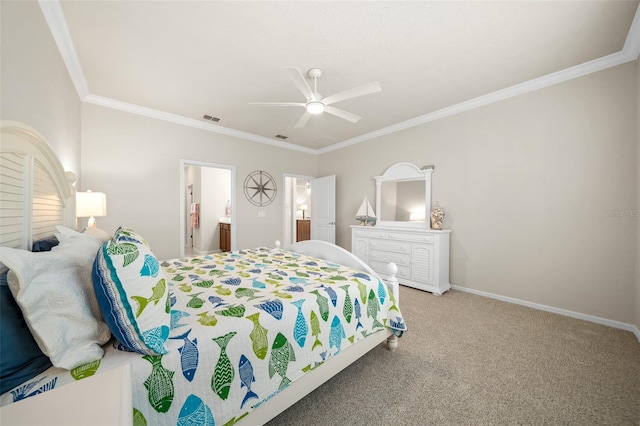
[300,204,308,211]
[76,191,107,218]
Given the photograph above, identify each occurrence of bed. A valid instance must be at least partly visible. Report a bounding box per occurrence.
[0,121,405,425]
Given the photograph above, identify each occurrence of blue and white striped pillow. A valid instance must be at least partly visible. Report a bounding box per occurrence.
[92,228,170,355]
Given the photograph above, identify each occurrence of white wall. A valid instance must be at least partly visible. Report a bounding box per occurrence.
[0,1,81,179]
[319,62,638,325]
[80,103,317,260]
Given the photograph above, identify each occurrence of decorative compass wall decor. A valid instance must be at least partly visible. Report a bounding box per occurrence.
[243,170,277,206]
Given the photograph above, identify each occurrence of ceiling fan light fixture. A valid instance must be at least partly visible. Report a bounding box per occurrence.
[306,101,325,115]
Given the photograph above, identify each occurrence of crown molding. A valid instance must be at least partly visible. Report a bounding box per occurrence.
[38,0,89,99]
[84,95,317,154]
[41,1,640,156]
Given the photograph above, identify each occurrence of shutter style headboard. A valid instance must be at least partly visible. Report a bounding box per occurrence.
[0,121,75,250]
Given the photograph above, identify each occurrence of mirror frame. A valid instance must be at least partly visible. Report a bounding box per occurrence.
[374,162,433,228]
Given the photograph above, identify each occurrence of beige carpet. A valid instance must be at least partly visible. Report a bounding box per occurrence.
[266,286,640,425]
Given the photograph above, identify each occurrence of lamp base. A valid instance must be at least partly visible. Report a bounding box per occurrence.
[87,217,97,229]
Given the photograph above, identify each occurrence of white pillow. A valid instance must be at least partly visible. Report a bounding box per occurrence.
[54,225,110,247]
[0,236,111,370]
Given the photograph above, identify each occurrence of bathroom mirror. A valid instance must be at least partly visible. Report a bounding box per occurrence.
[375,162,433,228]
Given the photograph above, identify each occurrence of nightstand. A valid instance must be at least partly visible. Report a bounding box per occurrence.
[0,364,132,426]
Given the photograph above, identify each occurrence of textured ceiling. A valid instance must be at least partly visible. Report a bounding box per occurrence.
[54,1,639,151]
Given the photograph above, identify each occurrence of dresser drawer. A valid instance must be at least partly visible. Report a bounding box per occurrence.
[354,229,388,239]
[369,249,411,267]
[368,239,410,254]
[387,232,434,244]
[370,259,411,280]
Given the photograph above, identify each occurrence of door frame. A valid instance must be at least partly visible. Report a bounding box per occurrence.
[180,159,236,258]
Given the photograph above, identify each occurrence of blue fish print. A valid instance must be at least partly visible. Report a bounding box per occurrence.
[390,316,406,332]
[252,279,267,289]
[288,277,307,286]
[169,292,177,307]
[207,296,227,308]
[248,268,262,274]
[169,329,199,382]
[170,310,191,329]
[142,325,170,354]
[329,315,346,351]
[140,254,160,277]
[204,255,214,260]
[354,298,363,331]
[304,261,318,266]
[377,280,387,305]
[222,277,241,285]
[284,285,304,292]
[177,394,215,426]
[224,265,235,271]
[319,284,338,307]
[11,376,57,402]
[255,299,284,320]
[352,272,371,281]
[238,355,259,409]
[291,299,308,348]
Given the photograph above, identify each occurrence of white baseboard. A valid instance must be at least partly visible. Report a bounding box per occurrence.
[451,285,640,343]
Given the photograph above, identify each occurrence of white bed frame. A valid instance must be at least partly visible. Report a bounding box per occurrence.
[0,121,401,425]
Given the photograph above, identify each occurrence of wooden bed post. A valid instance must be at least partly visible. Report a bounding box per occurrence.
[385,262,399,352]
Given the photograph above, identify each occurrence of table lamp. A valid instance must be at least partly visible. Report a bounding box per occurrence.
[76,190,107,229]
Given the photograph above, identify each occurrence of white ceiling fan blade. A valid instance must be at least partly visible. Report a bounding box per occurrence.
[294,111,312,128]
[285,67,315,101]
[324,106,362,123]
[249,102,305,107]
[321,81,382,106]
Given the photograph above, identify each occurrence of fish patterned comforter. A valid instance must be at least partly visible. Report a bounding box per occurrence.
[1,248,406,425]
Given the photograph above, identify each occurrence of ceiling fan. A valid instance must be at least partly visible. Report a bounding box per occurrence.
[250,67,382,128]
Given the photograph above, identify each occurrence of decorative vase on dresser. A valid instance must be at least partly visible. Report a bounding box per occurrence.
[351,225,451,295]
[350,161,451,295]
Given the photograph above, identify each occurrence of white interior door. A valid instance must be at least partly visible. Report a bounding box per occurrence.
[310,175,336,244]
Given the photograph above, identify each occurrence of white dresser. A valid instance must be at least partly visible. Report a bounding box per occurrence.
[351,225,451,295]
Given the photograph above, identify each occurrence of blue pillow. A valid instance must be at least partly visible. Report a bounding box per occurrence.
[31,236,59,253]
[0,270,52,394]
[92,228,170,355]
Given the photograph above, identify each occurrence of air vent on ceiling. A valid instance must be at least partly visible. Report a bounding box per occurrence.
[202,115,221,122]
[275,134,288,140]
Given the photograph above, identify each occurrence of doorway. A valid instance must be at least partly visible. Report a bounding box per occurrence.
[180,160,236,258]
[283,174,312,248]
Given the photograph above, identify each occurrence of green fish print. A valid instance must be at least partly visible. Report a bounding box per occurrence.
[340,285,353,323]
[196,311,218,327]
[71,359,101,380]
[192,280,214,288]
[366,289,384,329]
[107,241,139,267]
[356,279,367,304]
[310,310,322,350]
[212,331,237,400]
[214,285,232,296]
[272,290,293,299]
[246,313,269,360]
[131,279,167,318]
[268,332,296,390]
[215,304,246,318]
[132,407,147,426]
[311,290,329,321]
[142,355,175,413]
[186,292,205,309]
[235,287,261,301]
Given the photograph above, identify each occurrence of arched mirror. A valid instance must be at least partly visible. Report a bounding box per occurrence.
[375,162,433,228]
